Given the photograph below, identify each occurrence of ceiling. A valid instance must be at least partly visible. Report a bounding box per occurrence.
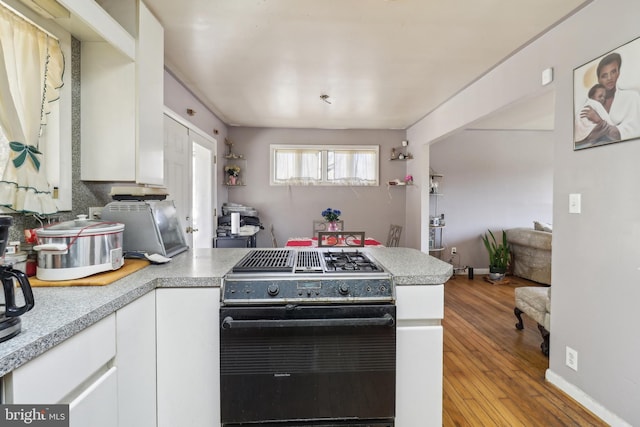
[144,0,589,130]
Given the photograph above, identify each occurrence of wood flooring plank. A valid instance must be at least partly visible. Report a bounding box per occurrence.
[443,274,607,426]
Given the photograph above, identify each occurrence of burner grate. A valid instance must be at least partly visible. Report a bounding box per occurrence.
[323,250,383,272]
[233,249,296,272]
[295,250,323,272]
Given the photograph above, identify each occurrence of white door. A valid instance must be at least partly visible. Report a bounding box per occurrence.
[163,113,217,249]
[191,131,216,248]
[163,114,192,244]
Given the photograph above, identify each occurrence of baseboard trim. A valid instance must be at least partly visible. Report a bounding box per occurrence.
[545,369,631,426]
[452,268,490,275]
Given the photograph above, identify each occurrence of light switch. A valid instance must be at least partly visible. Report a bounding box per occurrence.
[569,193,581,214]
[542,67,554,86]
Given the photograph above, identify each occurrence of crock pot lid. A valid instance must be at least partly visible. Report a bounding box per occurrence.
[36,220,124,236]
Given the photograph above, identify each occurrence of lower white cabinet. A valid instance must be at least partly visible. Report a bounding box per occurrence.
[5,293,158,427]
[396,325,443,426]
[6,314,116,404]
[116,291,157,427]
[395,285,444,427]
[69,366,118,427]
[156,288,220,427]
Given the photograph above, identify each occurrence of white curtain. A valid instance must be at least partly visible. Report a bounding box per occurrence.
[275,149,322,184]
[328,150,376,184]
[0,4,64,214]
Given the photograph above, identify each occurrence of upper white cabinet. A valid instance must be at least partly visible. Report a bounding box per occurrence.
[81,1,164,185]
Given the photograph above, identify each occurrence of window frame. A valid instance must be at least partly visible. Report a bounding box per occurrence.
[270,144,380,186]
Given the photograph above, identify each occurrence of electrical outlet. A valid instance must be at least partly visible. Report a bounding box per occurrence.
[88,207,103,220]
[451,247,457,255]
[566,346,578,371]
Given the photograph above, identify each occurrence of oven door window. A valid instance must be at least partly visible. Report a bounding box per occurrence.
[220,304,396,425]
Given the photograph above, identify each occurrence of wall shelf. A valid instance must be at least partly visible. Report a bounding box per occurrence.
[224,156,246,186]
[429,174,445,257]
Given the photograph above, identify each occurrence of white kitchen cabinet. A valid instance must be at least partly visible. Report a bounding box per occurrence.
[395,285,444,427]
[116,291,157,427]
[69,366,118,427]
[81,1,164,185]
[5,314,116,404]
[156,288,220,427]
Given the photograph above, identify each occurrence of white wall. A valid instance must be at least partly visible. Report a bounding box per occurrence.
[407,0,639,424]
[226,127,408,248]
[430,129,553,269]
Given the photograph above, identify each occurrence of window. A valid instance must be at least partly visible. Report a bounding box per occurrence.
[0,1,71,212]
[270,144,379,186]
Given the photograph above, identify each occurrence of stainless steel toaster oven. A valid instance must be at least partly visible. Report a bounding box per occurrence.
[101,200,189,257]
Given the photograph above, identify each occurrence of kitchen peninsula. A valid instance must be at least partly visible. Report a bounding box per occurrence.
[0,248,452,427]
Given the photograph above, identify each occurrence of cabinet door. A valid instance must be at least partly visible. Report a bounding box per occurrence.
[116,291,157,427]
[395,285,444,426]
[157,288,220,427]
[69,367,118,427]
[81,42,136,181]
[81,0,164,184]
[396,325,443,427]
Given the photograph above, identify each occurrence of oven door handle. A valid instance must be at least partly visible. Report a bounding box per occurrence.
[221,313,395,329]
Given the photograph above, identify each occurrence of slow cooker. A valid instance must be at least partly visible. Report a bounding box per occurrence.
[34,215,125,281]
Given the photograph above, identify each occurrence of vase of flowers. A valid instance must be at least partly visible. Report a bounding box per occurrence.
[225,164,241,185]
[322,208,341,231]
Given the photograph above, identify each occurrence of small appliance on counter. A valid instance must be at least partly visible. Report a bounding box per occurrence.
[34,215,125,281]
[215,203,262,248]
[0,216,35,343]
[101,200,189,257]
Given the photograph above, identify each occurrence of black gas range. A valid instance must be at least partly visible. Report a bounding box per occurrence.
[220,249,396,427]
[222,249,394,305]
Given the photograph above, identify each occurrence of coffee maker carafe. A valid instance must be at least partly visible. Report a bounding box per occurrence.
[1,216,35,343]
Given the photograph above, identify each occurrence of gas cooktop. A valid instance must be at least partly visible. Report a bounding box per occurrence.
[223,249,393,305]
[230,249,385,275]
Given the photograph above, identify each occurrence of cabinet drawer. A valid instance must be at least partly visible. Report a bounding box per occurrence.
[7,314,116,404]
[70,366,118,427]
[396,285,444,321]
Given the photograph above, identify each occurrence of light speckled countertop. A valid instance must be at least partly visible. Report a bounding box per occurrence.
[0,247,451,376]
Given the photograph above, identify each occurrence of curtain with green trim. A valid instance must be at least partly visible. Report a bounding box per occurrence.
[0,4,64,214]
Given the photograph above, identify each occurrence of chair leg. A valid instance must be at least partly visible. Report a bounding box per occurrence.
[537,323,550,357]
[514,307,524,330]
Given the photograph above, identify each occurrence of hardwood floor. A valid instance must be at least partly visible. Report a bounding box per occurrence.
[442,275,606,426]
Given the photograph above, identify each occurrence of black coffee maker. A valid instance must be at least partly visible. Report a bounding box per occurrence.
[1,216,35,343]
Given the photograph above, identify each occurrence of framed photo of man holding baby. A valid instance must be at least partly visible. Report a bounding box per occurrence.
[573,37,640,151]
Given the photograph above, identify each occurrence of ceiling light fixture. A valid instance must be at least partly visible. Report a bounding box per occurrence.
[320,94,332,104]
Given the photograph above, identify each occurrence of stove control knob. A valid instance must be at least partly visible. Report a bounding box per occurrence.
[267,284,280,296]
[338,283,350,295]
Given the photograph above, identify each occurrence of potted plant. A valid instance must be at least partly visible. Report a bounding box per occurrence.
[481,229,510,281]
